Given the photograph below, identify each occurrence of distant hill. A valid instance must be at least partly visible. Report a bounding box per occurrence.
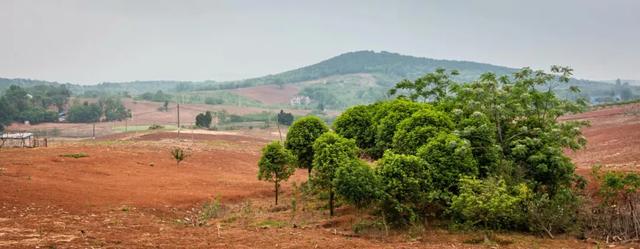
[2,50,638,109]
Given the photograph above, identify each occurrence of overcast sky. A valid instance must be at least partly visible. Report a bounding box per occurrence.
[1,0,639,84]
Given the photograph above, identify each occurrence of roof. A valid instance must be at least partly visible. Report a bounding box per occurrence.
[0,133,33,139]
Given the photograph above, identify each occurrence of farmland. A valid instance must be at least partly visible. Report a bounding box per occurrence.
[0,103,638,248]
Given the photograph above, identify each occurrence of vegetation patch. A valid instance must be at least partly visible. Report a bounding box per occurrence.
[60,153,89,159]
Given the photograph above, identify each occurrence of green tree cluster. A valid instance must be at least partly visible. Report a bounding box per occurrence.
[195,111,213,128]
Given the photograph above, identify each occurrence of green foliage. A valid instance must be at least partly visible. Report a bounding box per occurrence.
[258,141,295,205]
[452,111,501,177]
[392,108,453,155]
[67,101,101,123]
[170,147,189,166]
[277,110,294,126]
[284,116,329,173]
[525,187,580,237]
[196,197,223,226]
[311,132,358,215]
[99,96,131,121]
[139,90,172,102]
[371,99,427,158]
[334,160,380,210]
[417,133,478,203]
[449,177,530,230]
[60,153,89,159]
[388,68,459,102]
[0,85,68,125]
[376,151,431,226]
[195,111,213,128]
[333,105,376,151]
[596,170,640,204]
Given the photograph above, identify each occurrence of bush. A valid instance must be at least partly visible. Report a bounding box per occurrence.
[417,133,478,204]
[376,151,431,226]
[334,160,380,210]
[148,124,164,130]
[525,187,580,238]
[449,177,530,230]
[284,116,329,174]
[170,147,189,166]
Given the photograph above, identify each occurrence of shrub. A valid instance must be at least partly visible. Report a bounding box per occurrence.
[334,160,380,211]
[148,124,164,130]
[284,116,329,174]
[376,151,431,227]
[417,133,478,204]
[257,141,296,205]
[60,153,89,159]
[170,147,189,166]
[449,177,530,230]
[525,187,580,238]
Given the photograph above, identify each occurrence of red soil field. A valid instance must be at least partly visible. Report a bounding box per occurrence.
[231,84,301,105]
[1,104,639,248]
[564,103,640,172]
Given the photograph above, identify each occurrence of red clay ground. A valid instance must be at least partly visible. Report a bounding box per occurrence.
[1,104,639,248]
[564,103,640,172]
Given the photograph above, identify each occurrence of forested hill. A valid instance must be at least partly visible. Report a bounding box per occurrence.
[1,51,637,108]
[227,50,517,87]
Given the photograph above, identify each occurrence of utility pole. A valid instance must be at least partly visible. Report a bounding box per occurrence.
[92,123,96,140]
[177,103,181,139]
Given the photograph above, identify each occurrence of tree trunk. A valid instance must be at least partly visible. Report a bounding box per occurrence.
[329,189,334,216]
[275,181,279,205]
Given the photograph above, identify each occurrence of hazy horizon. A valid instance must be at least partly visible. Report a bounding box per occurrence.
[2,0,639,84]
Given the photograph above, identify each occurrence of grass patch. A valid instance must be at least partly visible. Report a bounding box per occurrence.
[256,219,287,229]
[60,153,88,159]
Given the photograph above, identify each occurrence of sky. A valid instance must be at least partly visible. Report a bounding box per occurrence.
[1,0,639,84]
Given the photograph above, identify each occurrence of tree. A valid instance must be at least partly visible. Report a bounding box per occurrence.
[277,110,294,126]
[334,160,380,211]
[99,96,131,121]
[257,141,296,205]
[311,132,358,216]
[388,68,459,102]
[195,111,213,128]
[416,132,478,204]
[284,116,329,175]
[370,99,427,158]
[67,102,102,123]
[391,108,454,155]
[170,147,189,166]
[333,104,376,151]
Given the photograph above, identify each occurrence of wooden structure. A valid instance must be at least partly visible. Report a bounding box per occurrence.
[0,132,47,148]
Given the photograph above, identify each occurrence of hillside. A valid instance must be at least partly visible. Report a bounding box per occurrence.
[2,51,639,109]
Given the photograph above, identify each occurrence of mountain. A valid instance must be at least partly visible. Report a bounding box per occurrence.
[1,50,638,109]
